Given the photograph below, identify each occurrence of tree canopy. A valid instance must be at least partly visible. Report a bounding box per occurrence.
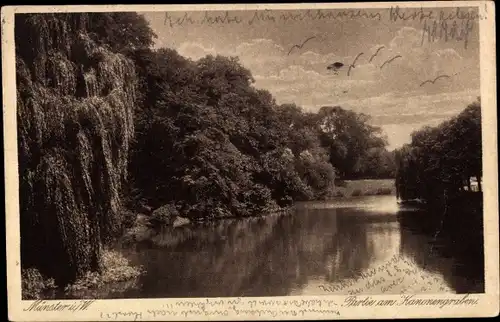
[17,12,399,289]
[395,98,482,201]
[316,106,392,179]
[128,50,338,218]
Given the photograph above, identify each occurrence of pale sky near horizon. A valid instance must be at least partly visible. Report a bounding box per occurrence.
[141,7,480,150]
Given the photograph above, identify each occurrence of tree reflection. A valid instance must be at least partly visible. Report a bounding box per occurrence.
[398,205,484,294]
[55,197,483,298]
[120,206,403,298]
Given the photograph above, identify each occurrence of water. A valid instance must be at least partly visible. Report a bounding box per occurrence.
[57,195,485,299]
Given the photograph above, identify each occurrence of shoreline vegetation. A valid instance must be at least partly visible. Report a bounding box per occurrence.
[16,12,482,299]
[23,178,396,299]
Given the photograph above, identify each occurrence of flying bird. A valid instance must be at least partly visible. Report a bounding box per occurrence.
[287,36,317,55]
[380,55,402,69]
[327,62,344,69]
[369,46,385,63]
[347,52,364,76]
[327,62,344,75]
[419,75,451,87]
[327,62,344,70]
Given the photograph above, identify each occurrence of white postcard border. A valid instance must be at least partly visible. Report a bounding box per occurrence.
[3,2,498,320]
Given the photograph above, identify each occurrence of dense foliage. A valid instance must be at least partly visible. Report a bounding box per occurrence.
[128,50,338,218]
[17,12,396,288]
[395,99,482,201]
[316,106,395,179]
[16,12,150,286]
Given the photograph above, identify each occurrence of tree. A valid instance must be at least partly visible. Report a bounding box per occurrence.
[316,106,388,179]
[395,98,482,201]
[128,49,336,217]
[85,13,157,53]
[16,12,155,286]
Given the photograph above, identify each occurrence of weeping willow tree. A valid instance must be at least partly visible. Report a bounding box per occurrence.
[16,13,139,286]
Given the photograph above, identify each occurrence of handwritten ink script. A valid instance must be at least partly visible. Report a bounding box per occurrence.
[317,254,454,295]
[94,294,477,321]
[21,293,479,321]
[388,6,479,49]
[163,6,485,49]
[163,9,383,28]
[99,299,341,321]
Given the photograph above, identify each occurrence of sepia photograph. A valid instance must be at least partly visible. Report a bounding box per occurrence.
[3,2,498,321]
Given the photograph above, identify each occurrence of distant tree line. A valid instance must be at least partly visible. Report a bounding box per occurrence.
[127,46,396,218]
[16,12,394,287]
[395,99,482,202]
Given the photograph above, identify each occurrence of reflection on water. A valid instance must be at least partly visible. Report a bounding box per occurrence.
[58,195,485,298]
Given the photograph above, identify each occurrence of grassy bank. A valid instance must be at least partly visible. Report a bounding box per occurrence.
[333,179,396,197]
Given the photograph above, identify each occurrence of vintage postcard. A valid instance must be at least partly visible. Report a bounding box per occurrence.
[3,1,498,321]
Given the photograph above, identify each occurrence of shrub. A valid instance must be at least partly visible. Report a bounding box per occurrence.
[21,268,56,300]
[121,209,137,230]
[64,249,143,292]
[150,203,179,226]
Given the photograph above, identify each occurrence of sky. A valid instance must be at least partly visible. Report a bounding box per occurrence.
[141,7,480,150]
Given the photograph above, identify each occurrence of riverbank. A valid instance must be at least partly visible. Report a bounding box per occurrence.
[23,179,396,298]
[333,179,395,197]
[22,206,291,299]
[121,179,397,245]
[21,249,143,300]
[29,193,483,299]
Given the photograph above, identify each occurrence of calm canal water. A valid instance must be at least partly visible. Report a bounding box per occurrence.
[56,195,485,299]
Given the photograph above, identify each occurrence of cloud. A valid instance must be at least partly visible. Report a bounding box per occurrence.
[174,28,479,149]
[253,64,377,110]
[298,50,324,63]
[266,65,324,82]
[361,29,472,94]
[229,39,288,76]
[234,38,286,57]
[341,90,480,125]
[389,26,424,50]
[177,42,216,60]
[371,90,479,150]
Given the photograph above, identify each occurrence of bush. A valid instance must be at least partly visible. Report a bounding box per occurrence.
[64,249,143,292]
[121,209,138,229]
[150,203,179,226]
[21,268,56,300]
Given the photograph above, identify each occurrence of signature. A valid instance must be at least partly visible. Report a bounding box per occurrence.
[421,18,474,49]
